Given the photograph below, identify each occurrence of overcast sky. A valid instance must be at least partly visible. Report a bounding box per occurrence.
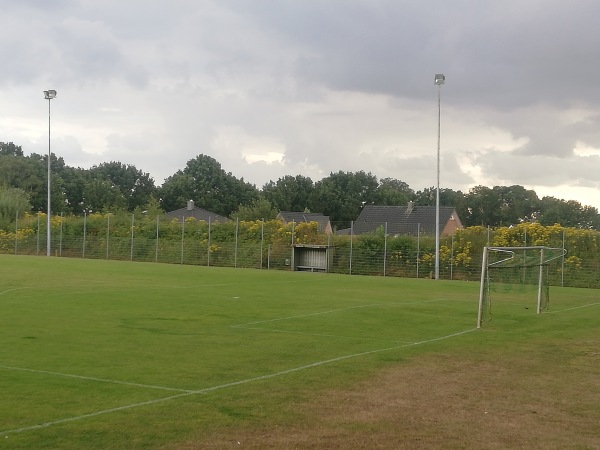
[2,0,600,209]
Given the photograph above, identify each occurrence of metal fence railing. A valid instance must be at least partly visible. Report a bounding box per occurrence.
[2,215,599,289]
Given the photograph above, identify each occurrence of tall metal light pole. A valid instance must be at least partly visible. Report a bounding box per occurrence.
[44,90,57,257]
[434,74,445,280]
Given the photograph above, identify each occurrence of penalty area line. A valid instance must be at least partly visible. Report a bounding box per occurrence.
[545,302,600,314]
[231,298,461,328]
[0,365,193,393]
[0,327,476,436]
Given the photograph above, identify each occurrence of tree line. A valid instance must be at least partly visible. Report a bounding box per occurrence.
[1,141,599,230]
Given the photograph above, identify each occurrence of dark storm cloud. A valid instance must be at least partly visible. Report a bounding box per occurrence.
[1,0,599,208]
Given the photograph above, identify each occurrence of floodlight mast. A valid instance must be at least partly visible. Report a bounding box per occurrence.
[44,90,57,257]
[434,74,445,280]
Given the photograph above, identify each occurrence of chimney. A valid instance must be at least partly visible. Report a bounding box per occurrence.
[407,201,414,213]
[187,200,194,211]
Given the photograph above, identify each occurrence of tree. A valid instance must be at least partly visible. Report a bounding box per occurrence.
[60,166,88,214]
[461,185,539,227]
[374,178,414,206]
[159,154,259,217]
[538,197,600,229]
[89,162,156,211]
[0,154,46,211]
[0,142,24,156]
[491,185,539,225]
[0,185,31,229]
[82,178,128,212]
[231,197,278,221]
[261,175,314,211]
[310,171,379,227]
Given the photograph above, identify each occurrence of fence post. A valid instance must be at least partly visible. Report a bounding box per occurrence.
[83,211,87,258]
[417,223,422,278]
[207,217,211,267]
[383,222,388,276]
[106,213,110,259]
[14,210,18,255]
[181,216,185,264]
[59,212,63,257]
[291,221,295,246]
[350,221,353,275]
[130,214,135,261]
[561,228,566,287]
[234,218,239,268]
[450,231,455,280]
[260,220,264,269]
[36,213,41,256]
[155,215,159,263]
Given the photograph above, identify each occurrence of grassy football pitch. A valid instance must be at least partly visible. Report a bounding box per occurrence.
[1,255,599,449]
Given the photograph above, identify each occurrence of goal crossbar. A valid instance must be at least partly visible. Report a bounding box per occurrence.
[477,246,567,328]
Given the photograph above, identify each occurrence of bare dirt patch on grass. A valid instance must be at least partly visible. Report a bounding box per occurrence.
[175,343,600,449]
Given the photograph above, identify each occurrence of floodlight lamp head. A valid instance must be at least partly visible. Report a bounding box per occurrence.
[44,90,57,99]
[434,74,445,85]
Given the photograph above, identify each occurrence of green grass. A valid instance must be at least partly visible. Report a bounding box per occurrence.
[0,255,598,449]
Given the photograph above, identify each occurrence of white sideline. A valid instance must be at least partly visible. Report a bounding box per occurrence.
[545,302,600,314]
[0,365,193,392]
[230,303,387,327]
[231,298,452,328]
[0,327,476,436]
[0,288,28,296]
[236,326,416,344]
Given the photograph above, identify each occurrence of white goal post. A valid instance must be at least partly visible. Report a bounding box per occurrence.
[477,246,567,328]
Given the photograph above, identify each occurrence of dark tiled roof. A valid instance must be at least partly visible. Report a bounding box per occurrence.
[165,207,230,223]
[278,211,331,233]
[352,205,458,235]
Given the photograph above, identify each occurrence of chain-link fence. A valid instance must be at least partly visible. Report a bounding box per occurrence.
[3,213,599,289]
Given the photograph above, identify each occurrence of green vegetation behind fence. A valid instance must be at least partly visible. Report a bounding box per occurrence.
[2,213,599,288]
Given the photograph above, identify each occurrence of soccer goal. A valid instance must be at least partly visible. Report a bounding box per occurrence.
[477,246,566,328]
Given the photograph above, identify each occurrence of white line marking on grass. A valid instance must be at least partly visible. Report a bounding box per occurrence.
[545,302,600,314]
[0,327,476,436]
[0,288,28,296]
[1,392,195,435]
[231,303,389,327]
[231,298,456,328]
[237,326,416,344]
[0,365,192,393]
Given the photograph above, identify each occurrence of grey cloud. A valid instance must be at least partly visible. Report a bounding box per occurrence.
[2,0,600,209]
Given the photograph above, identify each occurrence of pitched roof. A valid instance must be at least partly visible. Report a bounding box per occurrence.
[277,211,331,233]
[351,204,458,235]
[165,206,230,223]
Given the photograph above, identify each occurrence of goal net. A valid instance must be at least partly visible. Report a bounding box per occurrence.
[477,246,566,328]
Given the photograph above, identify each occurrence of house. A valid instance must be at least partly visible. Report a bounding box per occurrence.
[344,202,463,236]
[165,200,230,223]
[277,211,333,234]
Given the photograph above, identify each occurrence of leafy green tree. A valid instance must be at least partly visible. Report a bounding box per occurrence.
[89,162,156,211]
[0,185,31,229]
[0,142,24,156]
[0,154,46,211]
[82,178,127,212]
[231,197,278,221]
[261,175,314,211]
[159,154,259,216]
[461,185,539,227]
[374,178,414,206]
[538,197,600,229]
[60,166,87,214]
[461,185,501,226]
[414,187,464,207]
[503,186,538,223]
[310,171,379,227]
